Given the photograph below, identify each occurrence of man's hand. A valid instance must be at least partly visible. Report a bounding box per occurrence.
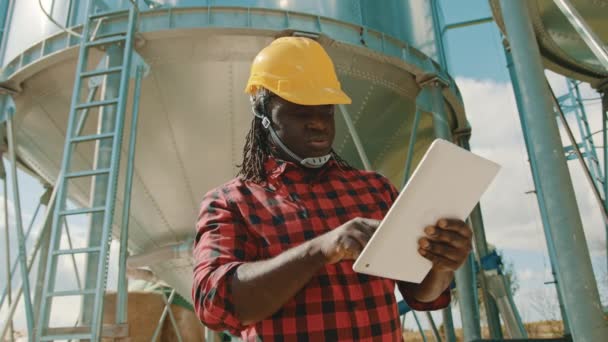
[312,217,379,264]
[418,218,473,272]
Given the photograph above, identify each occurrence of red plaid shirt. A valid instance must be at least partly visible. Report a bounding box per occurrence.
[193,157,450,341]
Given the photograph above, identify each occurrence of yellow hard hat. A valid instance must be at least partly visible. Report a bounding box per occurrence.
[245,37,352,106]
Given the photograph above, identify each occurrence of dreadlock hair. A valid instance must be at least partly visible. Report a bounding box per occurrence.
[237,88,352,183]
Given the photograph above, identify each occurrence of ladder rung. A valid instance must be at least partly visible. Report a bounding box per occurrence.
[74,98,118,110]
[59,206,106,216]
[90,9,130,20]
[85,35,126,48]
[53,247,101,256]
[81,66,123,78]
[70,132,115,143]
[41,324,128,340]
[47,289,97,297]
[41,333,93,341]
[65,168,111,179]
[94,31,128,41]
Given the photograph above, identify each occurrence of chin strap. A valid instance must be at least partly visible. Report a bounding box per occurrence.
[251,107,332,168]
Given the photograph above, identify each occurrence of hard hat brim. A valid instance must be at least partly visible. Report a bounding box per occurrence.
[245,84,352,106]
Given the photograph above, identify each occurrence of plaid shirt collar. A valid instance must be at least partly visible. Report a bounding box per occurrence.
[264,155,344,182]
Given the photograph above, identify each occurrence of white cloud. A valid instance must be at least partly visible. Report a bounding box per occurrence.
[519,268,536,281]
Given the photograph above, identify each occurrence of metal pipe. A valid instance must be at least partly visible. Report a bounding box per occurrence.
[338,104,371,171]
[458,135,504,339]
[0,156,14,342]
[0,197,43,310]
[117,65,144,324]
[553,0,608,70]
[441,308,456,342]
[161,289,184,342]
[403,108,422,183]
[412,311,428,342]
[0,144,60,342]
[441,17,494,35]
[33,186,53,327]
[425,312,442,342]
[0,184,58,321]
[6,115,35,335]
[503,41,571,335]
[430,0,449,70]
[425,82,481,341]
[499,1,608,340]
[604,94,608,271]
[151,289,177,342]
[456,253,481,342]
[0,0,15,66]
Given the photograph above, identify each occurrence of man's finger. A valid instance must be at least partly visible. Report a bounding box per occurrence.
[418,239,466,264]
[347,228,373,249]
[424,226,471,250]
[341,237,364,259]
[436,219,473,239]
[355,218,380,235]
[418,248,460,270]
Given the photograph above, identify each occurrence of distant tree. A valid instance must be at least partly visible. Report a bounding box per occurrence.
[498,249,519,296]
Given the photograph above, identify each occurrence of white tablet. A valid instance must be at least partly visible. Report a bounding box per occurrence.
[352,138,500,283]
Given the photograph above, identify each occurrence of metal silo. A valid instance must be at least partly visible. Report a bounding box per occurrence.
[0,0,472,339]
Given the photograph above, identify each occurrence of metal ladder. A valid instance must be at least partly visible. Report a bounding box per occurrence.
[36,2,138,341]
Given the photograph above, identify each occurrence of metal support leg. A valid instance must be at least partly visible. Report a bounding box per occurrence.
[441,308,456,342]
[457,134,504,339]
[0,175,59,341]
[412,311,428,342]
[117,65,144,324]
[161,289,183,342]
[456,253,482,342]
[425,311,442,342]
[6,115,35,335]
[338,104,371,170]
[33,186,54,327]
[500,1,608,340]
[403,108,422,183]
[0,155,14,342]
[603,92,608,271]
[504,39,571,337]
[424,82,481,341]
[151,289,177,342]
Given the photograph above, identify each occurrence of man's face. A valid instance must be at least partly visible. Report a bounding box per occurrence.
[267,95,335,159]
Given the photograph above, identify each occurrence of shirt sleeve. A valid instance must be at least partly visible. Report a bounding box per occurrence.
[192,189,259,334]
[396,281,451,311]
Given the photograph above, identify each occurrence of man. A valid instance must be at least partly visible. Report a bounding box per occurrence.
[193,37,473,341]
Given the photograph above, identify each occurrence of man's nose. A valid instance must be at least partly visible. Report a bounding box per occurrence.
[306,112,331,131]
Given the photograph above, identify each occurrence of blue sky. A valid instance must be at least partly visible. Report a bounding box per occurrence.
[1,0,607,335]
